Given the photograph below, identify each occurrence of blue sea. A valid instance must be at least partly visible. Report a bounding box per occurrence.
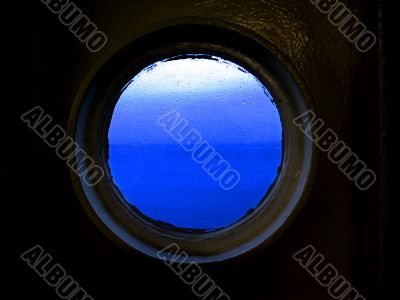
[109,143,282,230]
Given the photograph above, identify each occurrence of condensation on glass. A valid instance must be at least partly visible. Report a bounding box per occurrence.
[108,55,283,231]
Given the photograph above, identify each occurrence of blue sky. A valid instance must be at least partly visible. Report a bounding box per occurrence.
[108,57,282,146]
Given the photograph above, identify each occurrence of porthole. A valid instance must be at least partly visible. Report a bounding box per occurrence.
[107,55,283,231]
[68,25,316,263]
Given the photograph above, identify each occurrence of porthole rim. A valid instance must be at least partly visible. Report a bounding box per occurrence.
[67,23,317,264]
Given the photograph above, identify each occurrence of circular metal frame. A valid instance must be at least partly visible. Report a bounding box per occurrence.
[68,24,316,263]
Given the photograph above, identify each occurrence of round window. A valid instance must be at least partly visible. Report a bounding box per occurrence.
[107,56,283,231]
[68,25,315,263]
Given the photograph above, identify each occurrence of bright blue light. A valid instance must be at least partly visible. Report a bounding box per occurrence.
[108,56,282,230]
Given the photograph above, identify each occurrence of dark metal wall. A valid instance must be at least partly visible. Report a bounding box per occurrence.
[3,0,392,299]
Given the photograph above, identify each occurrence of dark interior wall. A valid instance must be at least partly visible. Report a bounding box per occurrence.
[380,1,396,299]
[2,0,393,299]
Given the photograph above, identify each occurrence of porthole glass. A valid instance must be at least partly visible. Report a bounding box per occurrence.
[107,56,283,230]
